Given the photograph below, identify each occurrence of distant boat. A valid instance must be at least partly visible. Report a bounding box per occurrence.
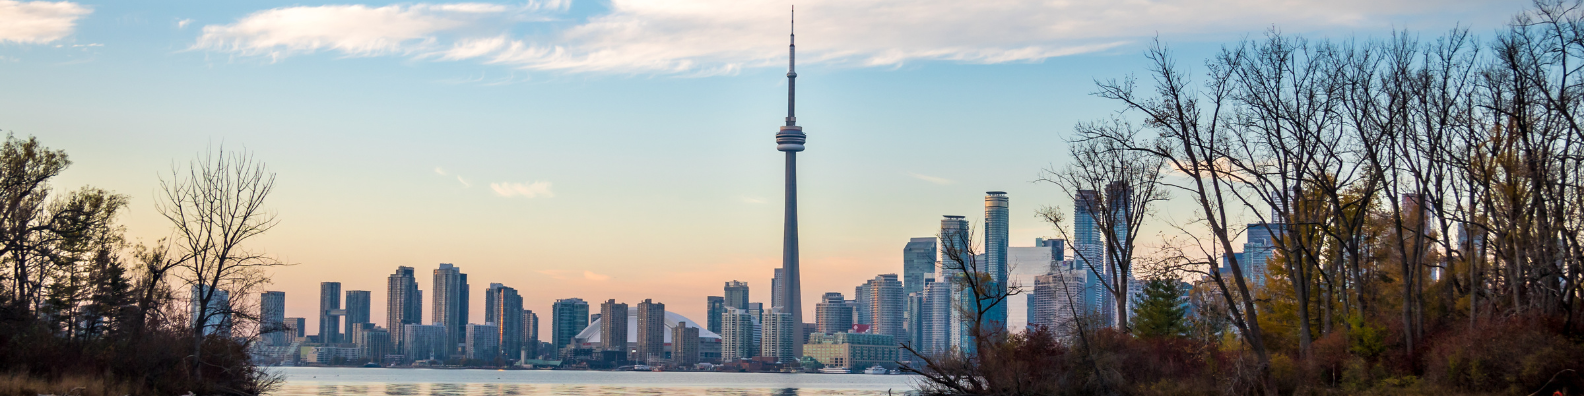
[819,367,850,374]
[863,365,888,375]
[362,362,380,368]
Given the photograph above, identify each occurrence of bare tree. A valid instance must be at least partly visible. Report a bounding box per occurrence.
[158,147,284,381]
[1085,39,1279,395]
[900,222,1027,394]
[1038,119,1168,333]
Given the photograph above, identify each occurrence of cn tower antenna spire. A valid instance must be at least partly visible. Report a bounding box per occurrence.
[786,5,797,126]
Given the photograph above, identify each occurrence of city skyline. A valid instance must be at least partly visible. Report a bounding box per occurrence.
[1,0,1531,347]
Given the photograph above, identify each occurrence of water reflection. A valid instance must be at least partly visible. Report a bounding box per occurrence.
[274,384,907,396]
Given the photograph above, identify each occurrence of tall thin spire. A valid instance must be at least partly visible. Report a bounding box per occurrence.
[773,4,806,359]
[786,5,796,126]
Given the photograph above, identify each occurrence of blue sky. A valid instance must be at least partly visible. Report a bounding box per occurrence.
[1,0,1529,334]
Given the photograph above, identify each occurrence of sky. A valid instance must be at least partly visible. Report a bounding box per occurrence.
[1,0,1531,338]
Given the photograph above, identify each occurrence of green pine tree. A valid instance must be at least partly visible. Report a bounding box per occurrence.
[1133,278,1189,338]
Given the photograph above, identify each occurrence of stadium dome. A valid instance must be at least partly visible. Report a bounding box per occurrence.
[573,311,721,347]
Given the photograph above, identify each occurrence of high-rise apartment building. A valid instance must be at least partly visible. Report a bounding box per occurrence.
[720,307,756,361]
[770,268,785,310]
[433,263,469,352]
[345,290,371,342]
[1030,260,1087,335]
[760,308,795,363]
[521,310,539,360]
[921,277,952,355]
[867,274,905,341]
[403,323,448,362]
[984,192,1010,332]
[191,285,231,336]
[285,317,306,339]
[349,322,375,346]
[635,299,665,362]
[939,215,971,351]
[260,291,286,346]
[853,283,872,325]
[672,321,701,366]
[599,300,628,353]
[360,326,391,364]
[1073,190,1107,323]
[903,237,937,296]
[319,282,342,343]
[551,298,589,353]
[386,266,422,355]
[487,284,524,360]
[815,292,853,334]
[706,296,725,335]
[724,281,750,310]
[465,323,499,361]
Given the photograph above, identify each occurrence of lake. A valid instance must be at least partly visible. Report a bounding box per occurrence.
[269,367,922,396]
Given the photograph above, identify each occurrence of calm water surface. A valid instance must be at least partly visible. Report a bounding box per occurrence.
[269,367,921,396]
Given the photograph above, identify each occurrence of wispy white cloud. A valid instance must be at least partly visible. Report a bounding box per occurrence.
[740,195,767,204]
[910,172,954,185]
[194,0,1513,74]
[176,18,193,29]
[456,176,471,188]
[0,0,90,44]
[490,181,553,198]
[583,270,610,281]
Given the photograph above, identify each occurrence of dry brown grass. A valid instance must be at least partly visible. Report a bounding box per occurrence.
[0,372,140,396]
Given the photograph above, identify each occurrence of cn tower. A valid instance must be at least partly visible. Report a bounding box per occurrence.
[775,6,806,356]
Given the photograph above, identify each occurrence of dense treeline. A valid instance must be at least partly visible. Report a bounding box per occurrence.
[910,2,1584,395]
[0,136,278,395]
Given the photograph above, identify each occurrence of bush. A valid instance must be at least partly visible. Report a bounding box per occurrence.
[1423,316,1584,394]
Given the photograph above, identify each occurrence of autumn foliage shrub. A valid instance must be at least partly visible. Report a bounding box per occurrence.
[1423,316,1584,394]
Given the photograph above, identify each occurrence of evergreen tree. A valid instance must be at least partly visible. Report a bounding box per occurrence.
[1133,278,1189,338]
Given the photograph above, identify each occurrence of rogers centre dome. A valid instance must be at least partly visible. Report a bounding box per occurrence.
[573,311,722,349]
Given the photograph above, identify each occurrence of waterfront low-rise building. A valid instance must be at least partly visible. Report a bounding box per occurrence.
[803,332,898,370]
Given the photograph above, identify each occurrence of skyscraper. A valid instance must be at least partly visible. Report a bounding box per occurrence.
[345,290,371,343]
[465,323,499,361]
[867,274,905,341]
[1105,182,1137,328]
[774,8,807,358]
[319,282,341,344]
[815,292,853,334]
[521,310,539,360]
[761,308,795,363]
[360,326,391,364]
[720,307,756,361]
[854,283,872,325]
[984,192,1009,332]
[1073,190,1106,322]
[724,281,749,311]
[1031,260,1086,336]
[770,268,786,310]
[488,284,524,360]
[260,291,286,346]
[672,321,701,366]
[921,278,952,355]
[192,285,230,336]
[939,215,970,350]
[285,317,306,339]
[433,263,469,352]
[706,296,725,335]
[599,300,629,354]
[903,237,937,296]
[551,298,589,353]
[387,266,422,355]
[403,323,448,362]
[635,299,665,362]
